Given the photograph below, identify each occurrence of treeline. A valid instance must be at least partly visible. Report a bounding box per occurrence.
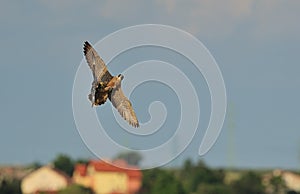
[1,154,300,194]
[139,160,299,194]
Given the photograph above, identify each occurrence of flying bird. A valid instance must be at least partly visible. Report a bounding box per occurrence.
[83,41,139,128]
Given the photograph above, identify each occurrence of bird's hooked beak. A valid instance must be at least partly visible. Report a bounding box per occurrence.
[118,74,124,80]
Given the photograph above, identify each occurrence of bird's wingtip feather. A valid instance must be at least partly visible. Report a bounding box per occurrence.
[83,41,92,55]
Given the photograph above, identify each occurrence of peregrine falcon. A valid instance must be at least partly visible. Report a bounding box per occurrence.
[83,41,139,128]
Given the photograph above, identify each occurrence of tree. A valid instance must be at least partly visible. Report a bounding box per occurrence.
[179,159,225,193]
[114,151,142,166]
[183,159,192,172]
[232,171,265,194]
[139,168,186,194]
[287,191,300,194]
[75,158,89,165]
[58,184,93,194]
[196,183,234,194]
[52,154,74,177]
[268,175,286,194]
[27,161,42,170]
[0,178,21,194]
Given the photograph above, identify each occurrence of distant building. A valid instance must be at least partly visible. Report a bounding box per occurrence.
[263,169,300,193]
[21,166,71,194]
[0,166,31,180]
[281,171,300,192]
[73,160,142,194]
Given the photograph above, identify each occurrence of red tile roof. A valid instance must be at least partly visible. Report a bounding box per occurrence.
[75,160,142,178]
[74,164,87,176]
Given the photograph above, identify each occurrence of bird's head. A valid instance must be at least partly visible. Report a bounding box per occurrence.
[117,74,124,80]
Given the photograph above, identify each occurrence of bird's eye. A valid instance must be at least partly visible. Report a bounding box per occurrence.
[118,74,122,77]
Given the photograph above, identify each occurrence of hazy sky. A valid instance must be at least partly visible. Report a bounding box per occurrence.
[1,0,300,169]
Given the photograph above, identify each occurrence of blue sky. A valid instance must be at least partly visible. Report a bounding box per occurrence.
[1,0,300,169]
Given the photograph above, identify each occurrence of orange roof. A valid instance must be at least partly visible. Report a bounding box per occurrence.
[75,160,142,178]
[74,164,87,176]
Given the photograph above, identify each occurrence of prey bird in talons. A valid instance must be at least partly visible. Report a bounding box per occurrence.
[83,41,139,128]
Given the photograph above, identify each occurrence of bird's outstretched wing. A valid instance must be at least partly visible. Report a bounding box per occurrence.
[109,86,139,128]
[83,41,113,82]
